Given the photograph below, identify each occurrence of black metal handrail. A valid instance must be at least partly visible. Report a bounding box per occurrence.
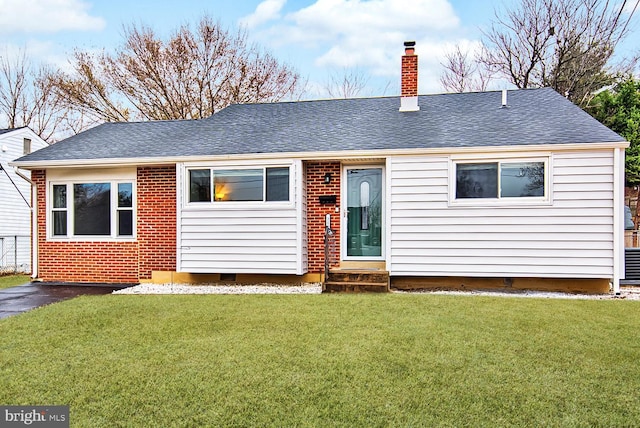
[323,214,337,285]
[324,225,335,284]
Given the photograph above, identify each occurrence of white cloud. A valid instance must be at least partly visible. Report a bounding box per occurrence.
[287,0,459,41]
[239,0,287,29]
[0,40,77,74]
[0,0,106,34]
[247,0,464,93]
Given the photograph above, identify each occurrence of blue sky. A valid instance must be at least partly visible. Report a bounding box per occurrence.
[1,0,638,99]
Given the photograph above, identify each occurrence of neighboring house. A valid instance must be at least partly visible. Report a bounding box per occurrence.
[11,43,629,293]
[0,127,48,273]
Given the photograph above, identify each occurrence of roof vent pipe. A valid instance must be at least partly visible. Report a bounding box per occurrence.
[400,41,420,112]
[501,89,508,108]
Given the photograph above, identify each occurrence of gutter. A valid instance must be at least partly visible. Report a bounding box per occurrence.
[8,141,631,170]
[13,167,38,280]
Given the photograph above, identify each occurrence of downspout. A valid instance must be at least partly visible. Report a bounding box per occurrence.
[613,148,623,295]
[13,167,38,280]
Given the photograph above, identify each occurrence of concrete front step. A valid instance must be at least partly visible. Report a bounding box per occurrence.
[323,269,390,293]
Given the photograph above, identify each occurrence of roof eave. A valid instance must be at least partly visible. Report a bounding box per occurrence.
[10,141,630,170]
[0,127,50,145]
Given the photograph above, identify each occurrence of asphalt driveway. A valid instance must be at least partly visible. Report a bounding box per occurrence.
[0,283,128,319]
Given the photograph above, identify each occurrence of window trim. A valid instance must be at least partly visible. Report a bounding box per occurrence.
[449,155,552,207]
[47,180,137,241]
[184,165,293,207]
[23,138,31,155]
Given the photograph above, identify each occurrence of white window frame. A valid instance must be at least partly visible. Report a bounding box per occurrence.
[47,179,137,241]
[449,154,552,207]
[115,182,135,237]
[184,164,294,208]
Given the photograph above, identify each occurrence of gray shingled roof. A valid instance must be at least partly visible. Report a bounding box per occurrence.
[0,127,24,136]
[13,88,626,165]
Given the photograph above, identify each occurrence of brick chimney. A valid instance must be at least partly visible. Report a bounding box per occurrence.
[400,41,419,112]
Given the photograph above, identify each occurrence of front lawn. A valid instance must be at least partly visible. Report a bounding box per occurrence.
[1,294,639,426]
[0,274,31,289]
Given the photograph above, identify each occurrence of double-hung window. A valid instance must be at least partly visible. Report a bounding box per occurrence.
[188,166,290,203]
[50,181,135,238]
[453,158,548,201]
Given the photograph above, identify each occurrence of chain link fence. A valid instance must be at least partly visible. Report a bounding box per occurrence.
[0,235,31,274]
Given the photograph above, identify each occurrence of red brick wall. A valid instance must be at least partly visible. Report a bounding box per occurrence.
[137,166,177,279]
[306,161,341,272]
[34,170,139,283]
[33,166,177,283]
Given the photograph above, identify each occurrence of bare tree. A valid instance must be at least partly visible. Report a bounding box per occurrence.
[0,50,70,141]
[51,16,301,122]
[50,52,131,123]
[480,0,639,106]
[0,52,27,129]
[325,68,370,98]
[440,44,491,93]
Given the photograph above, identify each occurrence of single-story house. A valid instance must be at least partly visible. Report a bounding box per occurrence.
[11,42,629,293]
[0,127,48,273]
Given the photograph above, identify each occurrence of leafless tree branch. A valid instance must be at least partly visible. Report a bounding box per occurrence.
[440,45,492,92]
[0,50,73,142]
[479,0,639,106]
[325,68,370,98]
[51,16,301,122]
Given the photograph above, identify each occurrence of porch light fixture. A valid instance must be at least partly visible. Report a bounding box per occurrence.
[324,173,332,184]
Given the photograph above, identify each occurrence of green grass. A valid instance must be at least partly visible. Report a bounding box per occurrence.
[0,274,31,289]
[1,294,640,427]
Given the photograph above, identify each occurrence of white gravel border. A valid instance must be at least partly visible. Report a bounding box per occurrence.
[394,288,640,300]
[113,283,322,295]
[113,283,640,299]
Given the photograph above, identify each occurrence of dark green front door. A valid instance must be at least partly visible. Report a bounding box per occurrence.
[346,167,383,258]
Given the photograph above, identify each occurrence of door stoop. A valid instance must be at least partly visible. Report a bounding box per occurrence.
[337,261,386,270]
[323,268,390,293]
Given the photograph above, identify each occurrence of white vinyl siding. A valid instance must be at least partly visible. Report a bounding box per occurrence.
[0,129,47,272]
[388,151,615,278]
[178,160,306,274]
